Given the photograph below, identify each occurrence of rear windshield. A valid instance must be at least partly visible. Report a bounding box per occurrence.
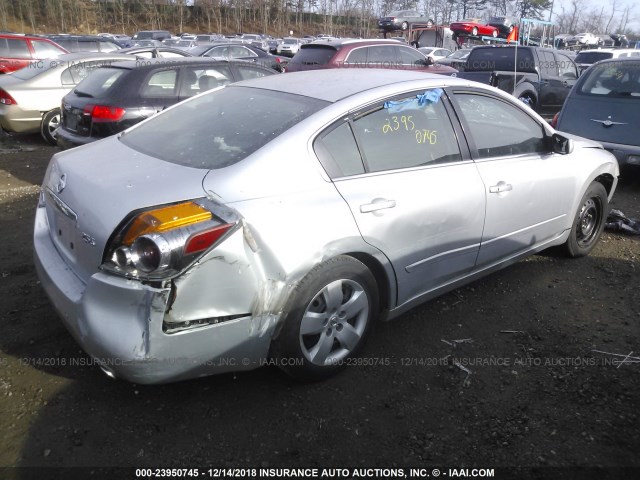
[575,51,613,64]
[288,45,337,66]
[73,67,126,98]
[119,86,329,169]
[466,48,536,72]
[579,61,640,98]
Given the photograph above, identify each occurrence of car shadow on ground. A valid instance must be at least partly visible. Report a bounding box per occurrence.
[5,252,640,473]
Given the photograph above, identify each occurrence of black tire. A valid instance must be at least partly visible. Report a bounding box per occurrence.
[472,27,478,36]
[40,108,60,146]
[273,255,378,381]
[401,21,409,31]
[563,182,608,258]
[492,29,498,38]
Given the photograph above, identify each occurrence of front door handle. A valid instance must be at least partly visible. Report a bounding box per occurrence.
[489,183,513,194]
[360,198,396,213]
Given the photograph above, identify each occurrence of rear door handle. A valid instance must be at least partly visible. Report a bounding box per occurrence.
[360,199,396,213]
[489,183,513,194]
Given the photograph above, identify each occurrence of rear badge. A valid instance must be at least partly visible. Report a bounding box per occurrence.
[590,116,628,128]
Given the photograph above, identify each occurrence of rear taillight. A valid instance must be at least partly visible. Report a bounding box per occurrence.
[550,112,559,129]
[103,199,238,281]
[83,104,126,122]
[0,89,17,105]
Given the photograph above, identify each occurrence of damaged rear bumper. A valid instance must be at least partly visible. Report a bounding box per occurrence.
[33,206,277,384]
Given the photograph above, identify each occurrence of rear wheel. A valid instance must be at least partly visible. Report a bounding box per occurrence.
[563,182,608,257]
[40,108,60,146]
[273,256,378,381]
[492,29,498,38]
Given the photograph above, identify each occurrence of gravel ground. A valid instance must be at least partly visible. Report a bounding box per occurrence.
[0,132,639,480]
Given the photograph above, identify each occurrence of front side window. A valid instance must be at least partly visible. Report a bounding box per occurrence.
[453,93,546,159]
[204,46,228,58]
[31,40,66,58]
[556,53,577,79]
[350,89,461,172]
[229,45,257,59]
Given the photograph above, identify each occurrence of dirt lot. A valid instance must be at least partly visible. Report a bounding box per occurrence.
[1,132,639,480]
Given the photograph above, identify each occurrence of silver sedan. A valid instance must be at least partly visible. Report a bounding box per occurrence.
[0,52,133,144]
[34,70,619,384]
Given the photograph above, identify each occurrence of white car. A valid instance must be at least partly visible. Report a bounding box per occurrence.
[574,32,600,46]
[277,38,302,57]
[417,47,452,62]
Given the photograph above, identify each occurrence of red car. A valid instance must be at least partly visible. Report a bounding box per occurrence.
[0,34,68,74]
[449,19,499,38]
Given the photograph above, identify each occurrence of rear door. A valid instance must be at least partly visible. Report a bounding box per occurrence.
[315,88,486,306]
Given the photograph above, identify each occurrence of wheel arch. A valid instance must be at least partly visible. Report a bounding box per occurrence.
[593,173,616,198]
[344,251,393,314]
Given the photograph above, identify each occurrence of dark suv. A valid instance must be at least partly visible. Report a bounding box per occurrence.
[0,33,67,74]
[285,39,457,75]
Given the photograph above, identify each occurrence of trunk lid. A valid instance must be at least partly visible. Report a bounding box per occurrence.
[558,94,638,146]
[42,136,209,283]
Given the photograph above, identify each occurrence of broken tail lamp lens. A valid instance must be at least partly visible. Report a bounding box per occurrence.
[104,200,235,280]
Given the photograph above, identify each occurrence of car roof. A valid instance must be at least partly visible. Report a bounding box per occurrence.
[305,38,415,49]
[234,69,470,103]
[102,57,271,71]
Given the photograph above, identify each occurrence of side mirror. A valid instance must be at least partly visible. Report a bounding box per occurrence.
[551,132,573,155]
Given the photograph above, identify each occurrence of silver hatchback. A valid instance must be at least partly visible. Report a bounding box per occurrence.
[34,70,619,384]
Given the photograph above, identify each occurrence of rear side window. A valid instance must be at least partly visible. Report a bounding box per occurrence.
[288,46,337,66]
[0,38,30,58]
[351,89,462,172]
[120,86,329,169]
[73,67,126,98]
[178,66,233,97]
[142,70,178,97]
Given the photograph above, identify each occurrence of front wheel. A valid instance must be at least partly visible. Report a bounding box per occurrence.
[401,21,409,31]
[273,256,378,380]
[472,27,478,36]
[41,108,60,146]
[563,182,608,257]
[492,29,498,38]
